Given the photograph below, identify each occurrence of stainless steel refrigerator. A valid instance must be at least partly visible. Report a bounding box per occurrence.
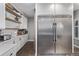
[37,3,72,55]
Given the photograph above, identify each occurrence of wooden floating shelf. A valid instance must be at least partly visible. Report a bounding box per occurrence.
[5,3,14,10]
[5,28,19,30]
[6,6,21,17]
[6,17,21,24]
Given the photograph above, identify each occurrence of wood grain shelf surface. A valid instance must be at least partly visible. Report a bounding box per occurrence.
[6,17,21,24]
[5,6,21,17]
[5,28,19,30]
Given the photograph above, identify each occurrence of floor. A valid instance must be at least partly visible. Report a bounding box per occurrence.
[16,41,35,56]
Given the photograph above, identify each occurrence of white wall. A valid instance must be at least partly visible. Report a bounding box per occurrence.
[0,3,5,29]
[27,18,35,41]
[19,15,27,29]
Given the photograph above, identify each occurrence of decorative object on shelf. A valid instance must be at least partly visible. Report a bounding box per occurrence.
[17,29,28,35]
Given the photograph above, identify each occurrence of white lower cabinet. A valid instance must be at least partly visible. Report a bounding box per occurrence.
[0,34,28,56]
[2,48,16,56]
[14,37,21,53]
[14,34,28,54]
[18,34,28,49]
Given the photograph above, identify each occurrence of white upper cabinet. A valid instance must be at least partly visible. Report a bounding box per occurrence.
[0,3,5,29]
[19,15,27,29]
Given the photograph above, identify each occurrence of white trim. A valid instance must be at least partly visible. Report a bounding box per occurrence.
[72,3,74,53]
[35,3,37,56]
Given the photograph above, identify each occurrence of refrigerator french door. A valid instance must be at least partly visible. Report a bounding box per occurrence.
[37,3,72,55]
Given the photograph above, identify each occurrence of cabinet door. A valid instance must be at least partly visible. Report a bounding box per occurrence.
[19,35,27,49]
[0,3,5,29]
[2,49,16,56]
[14,36,23,52]
[15,35,28,52]
[16,37,21,52]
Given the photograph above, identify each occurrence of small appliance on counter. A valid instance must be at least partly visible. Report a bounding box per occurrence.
[0,34,11,41]
[17,29,28,35]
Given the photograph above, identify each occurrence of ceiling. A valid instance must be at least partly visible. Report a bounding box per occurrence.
[12,3,35,18]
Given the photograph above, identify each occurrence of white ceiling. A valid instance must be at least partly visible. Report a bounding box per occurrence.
[37,3,73,16]
[12,3,35,18]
